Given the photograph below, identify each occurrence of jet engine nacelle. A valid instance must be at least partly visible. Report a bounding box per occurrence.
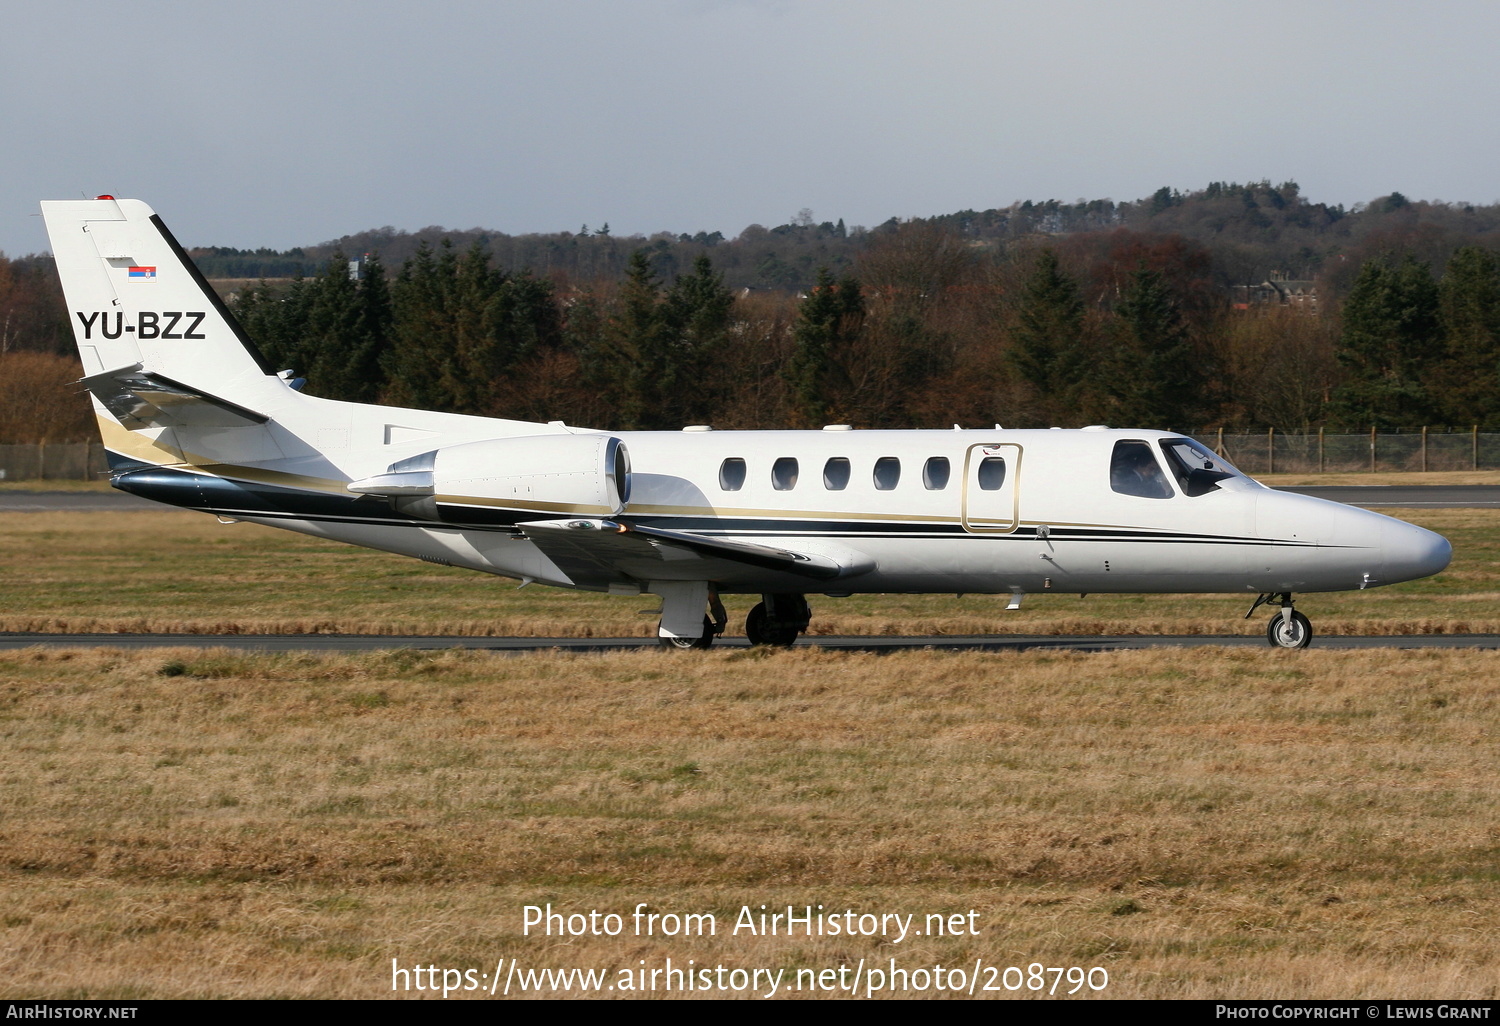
[348,433,631,521]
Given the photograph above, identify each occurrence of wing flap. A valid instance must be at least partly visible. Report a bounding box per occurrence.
[517,518,861,582]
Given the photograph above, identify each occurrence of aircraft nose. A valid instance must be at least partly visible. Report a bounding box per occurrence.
[1381,518,1452,584]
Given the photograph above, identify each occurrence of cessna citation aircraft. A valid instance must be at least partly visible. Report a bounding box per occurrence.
[42,197,1452,649]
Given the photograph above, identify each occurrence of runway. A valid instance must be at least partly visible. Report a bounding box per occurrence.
[1278,484,1500,507]
[0,631,1496,652]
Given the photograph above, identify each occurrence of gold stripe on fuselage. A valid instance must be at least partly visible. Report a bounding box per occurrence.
[96,416,356,496]
[97,417,1237,538]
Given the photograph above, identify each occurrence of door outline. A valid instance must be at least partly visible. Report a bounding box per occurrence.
[961,442,1022,534]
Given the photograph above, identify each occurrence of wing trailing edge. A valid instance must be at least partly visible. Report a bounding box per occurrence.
[518,518,873,582]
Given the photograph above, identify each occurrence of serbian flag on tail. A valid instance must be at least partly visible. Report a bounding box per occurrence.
[128,266,156,280]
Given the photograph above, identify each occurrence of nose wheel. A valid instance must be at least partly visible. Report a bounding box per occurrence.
[1266,609,1312,648]
[1248,592,1313,649]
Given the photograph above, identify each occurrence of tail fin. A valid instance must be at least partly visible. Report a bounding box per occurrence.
[42,198,294,468]
[41,197,285,396]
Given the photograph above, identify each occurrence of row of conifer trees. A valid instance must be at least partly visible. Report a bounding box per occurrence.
[230,232,1500,433]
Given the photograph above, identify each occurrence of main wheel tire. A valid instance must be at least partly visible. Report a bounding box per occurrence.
[745,602,799,647]
[659,615,715,650]
[1266,610,1312,649]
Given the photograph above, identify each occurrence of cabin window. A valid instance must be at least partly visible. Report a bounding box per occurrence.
[772,457,799,490]
[976,456,1006,490]
[1110,440,1174,499]
[923,456,950,490]
[719,458,746,491]
[1159,438,1236,497]
[823,457,851,490]
[873,457,901,490]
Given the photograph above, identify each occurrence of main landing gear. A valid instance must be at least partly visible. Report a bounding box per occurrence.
[1247,592,1313,649]
[655,582,727,650]
[659,615,719,650]
[745,593,811,647]
[653,586,811,650]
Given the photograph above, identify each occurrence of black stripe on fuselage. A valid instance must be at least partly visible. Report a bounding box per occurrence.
[112,462,1326,549]
[110,463,514,531]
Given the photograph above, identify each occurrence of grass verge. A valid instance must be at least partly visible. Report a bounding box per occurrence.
[0,646,1494,998]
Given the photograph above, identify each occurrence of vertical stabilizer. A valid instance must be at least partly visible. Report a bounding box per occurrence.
[42,198,295,468]
[41,198,283,402]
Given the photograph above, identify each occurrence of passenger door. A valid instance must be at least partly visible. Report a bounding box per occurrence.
[961,443,1022,533]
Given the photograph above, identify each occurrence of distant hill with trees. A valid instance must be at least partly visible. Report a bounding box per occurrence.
[188,180,1500,298]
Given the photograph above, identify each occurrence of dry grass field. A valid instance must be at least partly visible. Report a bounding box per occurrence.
[0,491,1497,999]
[0,645,1495,999]
[0,480,118,493]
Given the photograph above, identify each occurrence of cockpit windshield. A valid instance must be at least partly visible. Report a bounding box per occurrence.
[1158,438,1241,497]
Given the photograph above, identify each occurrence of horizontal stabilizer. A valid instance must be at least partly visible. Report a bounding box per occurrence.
[518,518,866,581]
[80,363,269,431]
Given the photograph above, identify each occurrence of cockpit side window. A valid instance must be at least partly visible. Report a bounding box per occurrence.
[1110,440,1174,499]
[1158,438,1238,497]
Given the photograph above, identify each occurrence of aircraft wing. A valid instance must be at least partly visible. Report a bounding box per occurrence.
[516,518,857,583]
[81,363,268,431]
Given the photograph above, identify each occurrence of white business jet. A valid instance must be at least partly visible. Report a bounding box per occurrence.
[41,198,1451,649]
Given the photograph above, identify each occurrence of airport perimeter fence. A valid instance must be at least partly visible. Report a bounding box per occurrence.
[0,443,111,482]
[1204,428,1500,475]
[1,433,1499,483]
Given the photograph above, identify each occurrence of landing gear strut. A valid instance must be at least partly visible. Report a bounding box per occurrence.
[745,593,810,647]
[1247,592,1312,649]
[654,582,727,650]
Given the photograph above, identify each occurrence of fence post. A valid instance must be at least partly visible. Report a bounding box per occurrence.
[1318,426,1325,473]
[1475,425,1480,471]
[1421,425,1428,473]
[1370,425,1377,472]
[37,442,45,481]
[1216,426,1223,456]
[1268,427,1275,475]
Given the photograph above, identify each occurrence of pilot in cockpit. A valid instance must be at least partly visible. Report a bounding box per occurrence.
[1110,441,1174,499]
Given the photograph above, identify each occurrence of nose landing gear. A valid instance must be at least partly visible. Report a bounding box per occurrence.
[1267,608,1312,648]
[1247,592,1313,649]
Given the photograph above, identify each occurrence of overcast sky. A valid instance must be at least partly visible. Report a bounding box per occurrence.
[3,0,1498,256]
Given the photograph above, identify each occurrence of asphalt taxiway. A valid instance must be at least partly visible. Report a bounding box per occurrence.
[0,632,1492,653]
